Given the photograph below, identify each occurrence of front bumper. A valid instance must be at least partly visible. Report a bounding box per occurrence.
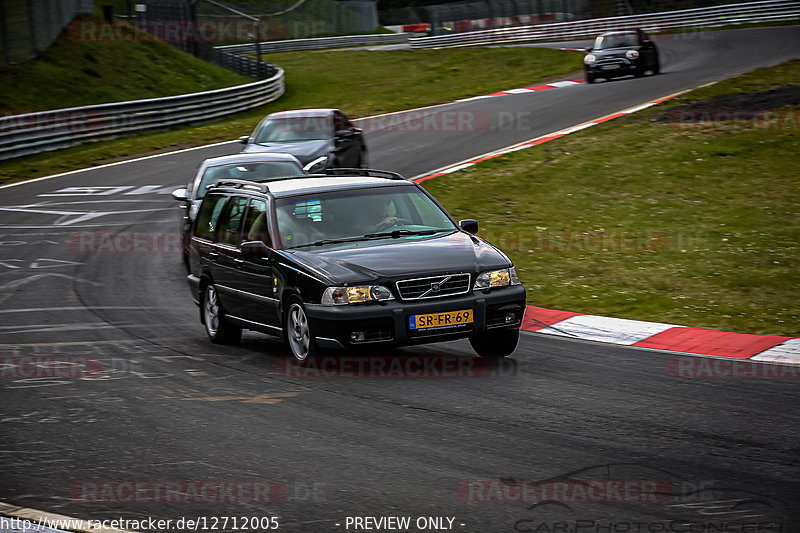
[304,285,526,349]
[586,60,641,77]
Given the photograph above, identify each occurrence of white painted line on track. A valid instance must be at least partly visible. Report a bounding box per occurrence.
[0,503,137,533]
[0,75,589,193]
[0,141,237,192]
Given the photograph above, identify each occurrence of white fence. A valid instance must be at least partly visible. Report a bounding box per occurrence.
[409,0,799,48]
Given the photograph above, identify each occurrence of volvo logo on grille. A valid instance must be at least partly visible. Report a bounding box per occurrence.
[430,282,441,292]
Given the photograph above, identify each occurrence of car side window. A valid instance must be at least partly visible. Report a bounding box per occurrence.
[194,195,228,241]
[334,111,352,132]
[241,199,271,247]
[217,196,248,247]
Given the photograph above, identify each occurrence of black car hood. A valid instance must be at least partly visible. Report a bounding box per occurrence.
[283,231,511,284]
[242,140,331,165]
[592,47,640,59]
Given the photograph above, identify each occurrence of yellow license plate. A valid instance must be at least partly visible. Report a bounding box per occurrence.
[410,309,474,330]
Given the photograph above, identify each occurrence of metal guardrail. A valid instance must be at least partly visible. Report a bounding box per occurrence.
[217,33,410,55]
[409,0,799,48]
[0,67,284,161]
[0,32,408,162]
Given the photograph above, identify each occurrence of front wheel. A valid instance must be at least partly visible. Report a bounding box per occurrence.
[283,297,317,362]
[202,283,242,344]
[359,147,369,169]
[469,328,519,358]
[585,73,595,84]
[652,58,660,75]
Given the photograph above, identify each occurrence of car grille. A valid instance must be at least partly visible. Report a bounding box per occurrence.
[395,273,471,301]
[597,58,629,67]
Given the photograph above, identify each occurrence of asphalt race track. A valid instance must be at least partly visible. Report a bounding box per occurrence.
[1,27,799,532]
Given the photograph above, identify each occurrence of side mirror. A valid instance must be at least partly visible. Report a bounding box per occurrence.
[335,129,354,139]
[241,240,271,256]
[459,219,478,234]
[238,136,250,145]
[171,188,189,202]
[584,46,592,52]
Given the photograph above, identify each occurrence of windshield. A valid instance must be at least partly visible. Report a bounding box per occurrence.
[593,32,639,50]
[196,162,303,198]
[254,116,332,143]
[276,186,457,249]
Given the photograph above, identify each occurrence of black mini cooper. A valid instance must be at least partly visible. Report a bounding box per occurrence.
[583,29,660,84]
[186,169,526,362]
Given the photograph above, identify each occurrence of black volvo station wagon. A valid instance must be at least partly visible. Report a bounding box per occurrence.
[186,169,526,362]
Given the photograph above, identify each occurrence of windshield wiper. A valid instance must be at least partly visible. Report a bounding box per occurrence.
[362,229,448,239]
[289,229,448,249]
[289,236,369,249]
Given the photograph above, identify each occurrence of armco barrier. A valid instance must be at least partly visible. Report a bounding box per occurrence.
[0,32,407,162]
[409,0,799,48]
[0,67,283,161]
[216,32,410,55]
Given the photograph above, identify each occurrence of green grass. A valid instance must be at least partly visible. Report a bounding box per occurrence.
[421,59,800,336]
[266,47,582,116]
[0,31,251,113]
[0,46,582,184]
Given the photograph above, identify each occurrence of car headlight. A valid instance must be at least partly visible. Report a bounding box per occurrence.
[584,54,596,64]
[474,267,520,290]
[626,50,639,59]
[321,285,394,305]
[303,155,330,174]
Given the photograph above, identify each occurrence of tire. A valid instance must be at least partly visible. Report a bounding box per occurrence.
[586,74,595,84]
[283,297,317,362]
[359,147,369,169]
[201,283,242,344]
[469,328,520,358]
[652,58,660,75]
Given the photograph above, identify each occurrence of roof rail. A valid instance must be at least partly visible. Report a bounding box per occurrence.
[320,168,407,181]
[210,179,271,193]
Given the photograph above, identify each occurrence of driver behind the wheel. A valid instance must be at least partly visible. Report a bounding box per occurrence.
[362,196,398,233]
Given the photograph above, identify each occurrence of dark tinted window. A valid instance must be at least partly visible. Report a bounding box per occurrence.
[218,196,248,246]
[254,115,332,143]
[197,162,302,199]
[593,32,640,50]
[275,186,456,249]
[194,195,228,241]
[241,199,271,247]
[333,111,353,131]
